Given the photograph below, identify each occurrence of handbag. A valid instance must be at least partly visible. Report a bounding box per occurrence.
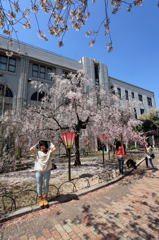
[150,153,155,159]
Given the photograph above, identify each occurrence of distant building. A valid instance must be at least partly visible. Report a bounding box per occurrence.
[0,35,156,119]
[109,77,156,119]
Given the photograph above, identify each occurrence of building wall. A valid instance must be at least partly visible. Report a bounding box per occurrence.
[109,77,156,119]
[0,35,156,119]
[80,57,109,89]
[0,36,82,113]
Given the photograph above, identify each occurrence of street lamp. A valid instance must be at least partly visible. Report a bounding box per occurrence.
[62,132,76,181]
[99,133,108,165]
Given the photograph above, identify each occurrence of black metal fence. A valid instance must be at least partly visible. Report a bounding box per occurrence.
[0,168,120,216]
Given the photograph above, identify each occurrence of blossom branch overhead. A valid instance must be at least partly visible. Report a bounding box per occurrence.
[0,0,157,55]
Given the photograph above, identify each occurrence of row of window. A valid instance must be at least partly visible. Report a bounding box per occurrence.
[0,85,147,118]
[114,87,152,106]
[30,92,146,119]
[0,82,44,103]
[30,90,146,118]
[32,64,56,80]
[0,53,70,81]
[0,54,154,108]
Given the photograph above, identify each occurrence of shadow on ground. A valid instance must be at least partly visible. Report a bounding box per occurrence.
[51,193,79,203]
[64,199,159,240]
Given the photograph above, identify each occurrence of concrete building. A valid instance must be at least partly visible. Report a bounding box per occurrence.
[0,35,156,119]
[109,77,156,119]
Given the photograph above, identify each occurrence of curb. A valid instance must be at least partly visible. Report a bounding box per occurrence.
[0,158,145,223]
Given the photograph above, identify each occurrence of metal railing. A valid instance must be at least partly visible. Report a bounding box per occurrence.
[0,168,120,216]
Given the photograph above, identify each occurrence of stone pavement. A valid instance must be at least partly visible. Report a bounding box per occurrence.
[0,155,159,240]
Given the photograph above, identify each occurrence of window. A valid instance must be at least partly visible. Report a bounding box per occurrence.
[31,91,45,102]
[0,103,2,115]
[140,109,145,115]
[134,108,137,119]
[125,90,129,100]
[31,92,38,101]
[8,58,16,72]
[39,66,46,79]
[131,92,134,99]
[0,84,4,96]
[0,55,7,71]
[32,63,56,80]
[47,67,56,80]
[94,62,99,85]
[0,84,13,115]
[32,64,39,78]
[110,85,115,95]
[138,94,143,102]
[38,91,45,101]
[147,97,152,106]
[0,84,13,97]
[6,87,13,97]
[0,54,16,72]
[117,88,121,99]
[63,70,70,78]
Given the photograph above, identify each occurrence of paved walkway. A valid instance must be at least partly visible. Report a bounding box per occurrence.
[1,155,159,240]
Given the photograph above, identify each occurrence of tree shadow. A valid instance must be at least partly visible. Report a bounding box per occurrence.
[51,193,79,203]
[79,173,94,178]
[120,168,149,185]
[66,200,158,240]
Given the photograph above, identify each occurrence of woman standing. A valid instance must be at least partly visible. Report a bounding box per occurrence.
[146,143,155,169]
[30,140,56,208]
[115,141,125,175]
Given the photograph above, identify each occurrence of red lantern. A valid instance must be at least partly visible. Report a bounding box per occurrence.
[62,132,76,149]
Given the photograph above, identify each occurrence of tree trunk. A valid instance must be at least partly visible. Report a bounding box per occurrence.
[108,148,110,160]
[15,147,22,160]
[74,134,81,166]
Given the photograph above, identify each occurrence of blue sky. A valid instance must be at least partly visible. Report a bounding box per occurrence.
[1,0,159,106]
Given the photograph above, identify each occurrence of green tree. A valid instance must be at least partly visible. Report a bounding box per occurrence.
[139,108,159,132]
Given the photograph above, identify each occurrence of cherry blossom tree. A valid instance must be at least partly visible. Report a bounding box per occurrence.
[0,102,62,161]
[93,92,146,146]
[35,71,145,162]
[0,70,96,165]
[0,70,146,168]
[30,70,101,165]
[0,0,158,54]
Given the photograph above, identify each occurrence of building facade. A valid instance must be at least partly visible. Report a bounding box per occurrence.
[0,35,156,119]
[109,77,156,119]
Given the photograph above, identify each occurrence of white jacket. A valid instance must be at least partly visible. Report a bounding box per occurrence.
[30,142,55,172]
[146,146,153,159]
